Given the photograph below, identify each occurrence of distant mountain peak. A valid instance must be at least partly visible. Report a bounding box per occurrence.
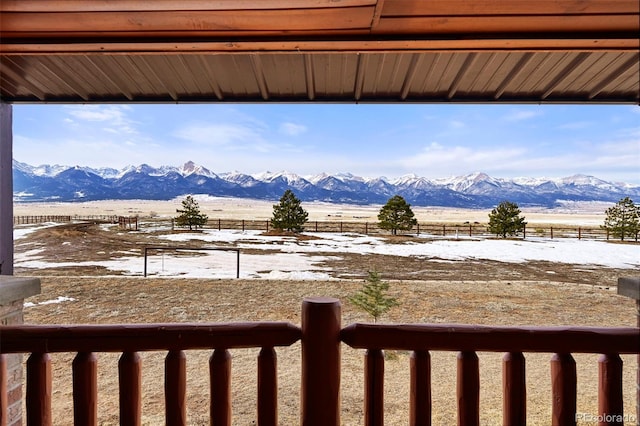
[12,160,640,207]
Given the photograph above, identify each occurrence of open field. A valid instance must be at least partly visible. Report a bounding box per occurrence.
[23,277,638,426]
[12,198,639,425]
[13,197,613,225]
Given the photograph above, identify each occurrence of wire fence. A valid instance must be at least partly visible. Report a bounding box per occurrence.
[13,215,636,241]
[158,218,630,241]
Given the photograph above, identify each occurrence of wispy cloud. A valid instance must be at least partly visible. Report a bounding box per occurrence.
[400,142,526,171]
[279,122,307,136]
[64,105,138,135]
[503,109,543,122]
[174,123,262,147]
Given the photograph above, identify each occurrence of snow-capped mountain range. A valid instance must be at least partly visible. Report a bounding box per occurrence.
[13,160,640,208]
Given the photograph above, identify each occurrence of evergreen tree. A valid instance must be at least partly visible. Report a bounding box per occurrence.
[175,195,208,230]
[602,197,640,241]
[271,189,309,233]
[488,200,527,238]
[378,195,418,235]
[349,271,399,322]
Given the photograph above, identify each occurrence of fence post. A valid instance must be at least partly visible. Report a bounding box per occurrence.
[617,277,640,424]
[301,297,341,426]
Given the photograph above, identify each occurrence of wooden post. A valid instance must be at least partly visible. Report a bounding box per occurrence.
[503,352,526,426]
[210,349,231,426]
[72,352,98,426]
[598,354,624,425]
[617,277,640,424]
[457,351,480,426]
[258,348,277,426]
[550,353,577,426]
[365,349,384,426]
[119,352,142,426]
[410,350,431,426]
[165,350,186,426]
[301,297,341,426]
[0,103,13,275]
[26,353,52,426]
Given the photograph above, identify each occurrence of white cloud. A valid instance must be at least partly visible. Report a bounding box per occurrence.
[64,105,138,136]
[503,109,543,122]
[174,123,262,147]
[279,122,307,136]
[399,143,526,173]
[66,105,132,122]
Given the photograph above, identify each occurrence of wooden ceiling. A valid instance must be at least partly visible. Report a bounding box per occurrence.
[1,0,638,104]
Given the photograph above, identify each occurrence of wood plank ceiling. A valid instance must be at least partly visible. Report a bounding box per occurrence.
[0,0,638,104]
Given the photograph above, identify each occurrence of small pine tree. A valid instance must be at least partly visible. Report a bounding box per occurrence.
[175,195,208,230]
[271,189,309,233]
[602,197,640,241]
[349,271,399,322]
[488,200,527,238]
[378,195,418,235]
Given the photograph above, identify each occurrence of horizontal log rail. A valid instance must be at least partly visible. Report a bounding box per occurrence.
[0,322,302,426]
[341,323,639,426]
[1,299,638,425]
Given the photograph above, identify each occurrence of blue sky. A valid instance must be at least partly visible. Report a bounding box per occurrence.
[13,103,640,184]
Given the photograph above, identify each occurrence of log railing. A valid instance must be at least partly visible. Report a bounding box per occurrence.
[340,322,639,426]
[0,322,301,426]
[1,298,638,425]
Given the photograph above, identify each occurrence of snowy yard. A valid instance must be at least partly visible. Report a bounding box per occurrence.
[14,224,639,279]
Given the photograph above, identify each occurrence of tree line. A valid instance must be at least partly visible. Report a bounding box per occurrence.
[175,192,640,241]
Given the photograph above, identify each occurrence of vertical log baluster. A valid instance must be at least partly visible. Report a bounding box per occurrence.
[410,350,431,426]
[503,352,526,426]
[365,349,384,426]
[165,350,186,426]
[0,354,7,426]
[72,352,97,426]
[26,352,52,426]
[457,351,479,426]
[119,351,142,426]
[301,297,341,426]
[550,353,576,426]
[210,349,231,426]
[258,347,277,426]
[598,354,624,426]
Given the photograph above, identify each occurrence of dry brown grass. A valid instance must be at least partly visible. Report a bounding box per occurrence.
[12,205,637,425]
[23,277,638,426]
